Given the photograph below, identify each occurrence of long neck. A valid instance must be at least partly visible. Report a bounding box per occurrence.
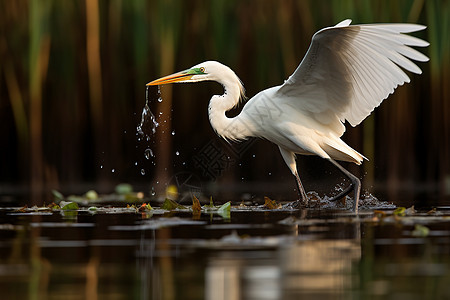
[208,78,250,141]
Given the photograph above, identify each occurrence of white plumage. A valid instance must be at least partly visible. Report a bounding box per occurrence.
[148,19,429,212]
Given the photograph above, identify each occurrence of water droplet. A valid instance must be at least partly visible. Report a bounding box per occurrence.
[144,148,153,160]
[252,154,256,158]
[135,162,138,166]
[100,165,103,169]
[268,172,272,176]
[158,97,162,103]
[175,151,180,156]
[137,95,159,146]
[112,169,115,173]
[141,169,146,175]
[171,130,175,136]
[151,187,156,196]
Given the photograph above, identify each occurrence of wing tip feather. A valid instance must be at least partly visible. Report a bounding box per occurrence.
[335,19,352,27]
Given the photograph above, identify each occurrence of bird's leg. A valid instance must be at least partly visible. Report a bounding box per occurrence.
[294,171,308,205]
[283,172,308,210]
[278,147,309,209]
[327,158,360,213]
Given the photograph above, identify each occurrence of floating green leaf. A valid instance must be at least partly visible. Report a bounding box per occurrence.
[217,201,231,219]
[60,201,79,210]
[218,201,230,212]
[47,203,60,210]
[162,198,186,210]
[393,207,406,217]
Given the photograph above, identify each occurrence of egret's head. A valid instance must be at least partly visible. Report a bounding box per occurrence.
[146,61,246,101]
[147,62,214,86]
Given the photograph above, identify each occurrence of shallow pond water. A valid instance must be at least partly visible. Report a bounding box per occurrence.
[1,202,450,300]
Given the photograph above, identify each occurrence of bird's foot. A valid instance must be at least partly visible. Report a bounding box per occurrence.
[283,194,310,210]
[282,199,303,210]
[328,183,353,202]
[327,181,360,213]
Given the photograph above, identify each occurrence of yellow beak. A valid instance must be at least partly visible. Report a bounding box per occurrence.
[146,71,193,86]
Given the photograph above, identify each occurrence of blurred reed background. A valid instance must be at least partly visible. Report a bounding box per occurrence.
[0,0,448,205]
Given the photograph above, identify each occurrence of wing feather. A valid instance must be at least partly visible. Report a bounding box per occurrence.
[277,20,429,133]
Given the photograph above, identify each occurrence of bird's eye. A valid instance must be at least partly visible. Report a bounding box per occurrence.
[200,67,205,73]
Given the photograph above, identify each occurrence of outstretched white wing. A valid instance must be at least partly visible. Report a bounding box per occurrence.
[277,19,429,135]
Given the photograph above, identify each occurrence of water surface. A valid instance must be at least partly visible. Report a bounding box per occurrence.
[0,204,449,299]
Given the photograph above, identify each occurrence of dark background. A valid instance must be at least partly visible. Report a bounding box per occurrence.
[1,0,449,206]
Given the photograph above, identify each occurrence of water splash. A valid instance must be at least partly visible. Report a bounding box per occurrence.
[144,148,153,160]
[137,86,159,138]
[305,187,396,211]
[136,86,160,175]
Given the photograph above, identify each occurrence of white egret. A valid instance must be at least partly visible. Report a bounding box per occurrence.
[147,19,429,212]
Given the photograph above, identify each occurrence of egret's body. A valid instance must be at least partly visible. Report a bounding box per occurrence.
[148,20,429,212]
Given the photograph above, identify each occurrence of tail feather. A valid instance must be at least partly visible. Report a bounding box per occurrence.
[323,138,367,165]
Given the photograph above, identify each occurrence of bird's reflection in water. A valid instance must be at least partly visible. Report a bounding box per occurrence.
[204,225,361,300]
